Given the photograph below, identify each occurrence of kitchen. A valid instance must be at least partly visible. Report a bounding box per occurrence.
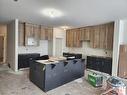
[0,0,127,95]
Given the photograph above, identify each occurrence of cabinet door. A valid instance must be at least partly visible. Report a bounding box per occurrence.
[66,30,70,47]
[99,25,106,48]
[90,26,100,48]
[18,22,25,46]
[84,27,90,41]
[24,23,34,45]
[75,29,82,47]
[69,30,74,47]
[90,26,94,47]
[66,30,72,47]
[80,27,90,41]
[33,25,40,46]
[106,22,114,49]
[94,25,100,48]
[104,58,112,75]
[73,29,77,47]
[40,26,46,40]
[47,28,53,41]
[118,45,127,78]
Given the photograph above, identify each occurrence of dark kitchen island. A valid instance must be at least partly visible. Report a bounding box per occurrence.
[29,57,85,92]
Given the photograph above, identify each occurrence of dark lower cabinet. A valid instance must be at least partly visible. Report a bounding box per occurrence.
[18,53,40,69]
[86,56,112,75]
[29,59,85,92]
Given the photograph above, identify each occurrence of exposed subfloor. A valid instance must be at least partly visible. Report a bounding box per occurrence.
[0,66,126,95]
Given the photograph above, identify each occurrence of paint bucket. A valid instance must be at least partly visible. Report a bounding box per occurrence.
[106,76,126,95]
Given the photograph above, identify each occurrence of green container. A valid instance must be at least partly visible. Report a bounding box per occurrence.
[88,73,103,87]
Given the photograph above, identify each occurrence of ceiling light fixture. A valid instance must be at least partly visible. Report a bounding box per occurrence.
[41,8,63,18]
[60,26,71,30]
[13,0,18,2]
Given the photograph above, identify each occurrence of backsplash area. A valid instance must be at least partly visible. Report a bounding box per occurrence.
[66,42,113,58]
[18,40,48,55]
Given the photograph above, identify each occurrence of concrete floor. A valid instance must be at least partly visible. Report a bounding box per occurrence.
[2,65,127,95]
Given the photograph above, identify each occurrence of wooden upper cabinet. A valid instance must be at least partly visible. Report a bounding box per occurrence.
[18,22,25,46]
[66,30,69,47]
[75,28,82,47]
[33,25,40,45]
[66,29,81,47]
[90,26,100,48]
[105,22,114,49]
[69,29,74,47]
[40,26,46,40]
[99,24,106,48]
[40,26,53,40]
[25,23,33,38]
[90,22,114,49]
[66,22,114,49]
[80,27,90,41]
[93,25,100,48]
[47,28,53,41]
[24,23,40,46]
[118,45,127,78]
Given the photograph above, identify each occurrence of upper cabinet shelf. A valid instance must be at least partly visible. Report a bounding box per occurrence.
[66,22,114,49]
[18,22,53,46]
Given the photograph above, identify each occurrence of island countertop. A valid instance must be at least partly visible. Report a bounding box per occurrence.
[36,56,66,64]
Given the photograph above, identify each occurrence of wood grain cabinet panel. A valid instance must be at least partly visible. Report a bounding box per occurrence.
[80,27,90,41]
[66,22,114,49]
[90,26,94,48]
[40,26,53,40]
[33,25,40,46]
[93,25,100,48]
[66,29,81,47]
[66,30,69,47]
[18,22,25,46]
[47,28,53,41]
[40,26,46,40]
[90,22,114,49]
[24,23,33,46]
[90,26,100,48]
[99,24,106,48]
[75,29,82,47]
[69,30,74,47]
[106,22,114,49]
[24,23,40,46]
[118,45,127,78]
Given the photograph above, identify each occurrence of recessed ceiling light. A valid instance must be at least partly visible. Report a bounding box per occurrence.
[41,8,63,18]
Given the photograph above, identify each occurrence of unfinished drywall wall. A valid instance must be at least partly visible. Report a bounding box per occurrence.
[7,19,18,71]
[18,40,48,55]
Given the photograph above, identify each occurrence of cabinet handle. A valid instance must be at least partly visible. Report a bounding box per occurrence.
[64,61,68,66]
[73,60,77,64]
[51,64,56,69]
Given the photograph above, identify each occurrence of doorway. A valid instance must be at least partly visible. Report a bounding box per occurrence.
[55,38,63,57]
[0,36,4,64]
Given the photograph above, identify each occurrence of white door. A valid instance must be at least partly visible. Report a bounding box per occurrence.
[55,38,63,57]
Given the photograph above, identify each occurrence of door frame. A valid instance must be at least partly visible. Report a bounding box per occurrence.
[0,34,6,64]
[54,37,63,56]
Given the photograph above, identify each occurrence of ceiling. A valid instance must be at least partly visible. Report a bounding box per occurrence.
[0,0,127,27]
